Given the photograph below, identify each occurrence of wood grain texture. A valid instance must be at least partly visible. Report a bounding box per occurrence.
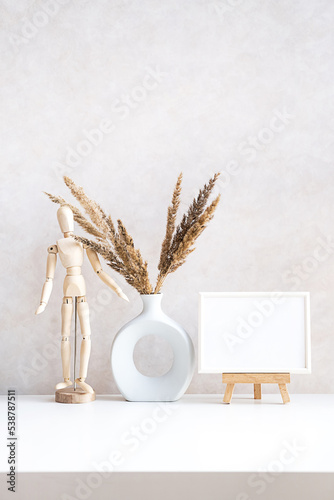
[223,383,235,404]
[222,373,291,384]
[254,384,262,399]
[55,387,96,404]
[278,384,291,404]
[222,373,291,404]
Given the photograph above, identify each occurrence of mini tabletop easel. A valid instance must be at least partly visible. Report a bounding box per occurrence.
[55,297,96,404]
[222,373,291,404]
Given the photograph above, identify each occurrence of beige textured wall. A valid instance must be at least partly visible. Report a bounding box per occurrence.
[1,0,333,395]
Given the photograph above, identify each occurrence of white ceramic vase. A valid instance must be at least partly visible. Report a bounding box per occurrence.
[111,293,195,402]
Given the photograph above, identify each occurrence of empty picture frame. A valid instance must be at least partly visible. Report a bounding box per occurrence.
[198,292,311,374]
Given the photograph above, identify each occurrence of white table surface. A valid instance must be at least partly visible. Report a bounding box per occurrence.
[1,394,333,473]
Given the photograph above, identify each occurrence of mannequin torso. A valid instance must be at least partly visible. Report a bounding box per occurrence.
[56,237,86,296]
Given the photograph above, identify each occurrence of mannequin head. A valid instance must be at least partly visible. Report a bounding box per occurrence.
[57,205,74,234]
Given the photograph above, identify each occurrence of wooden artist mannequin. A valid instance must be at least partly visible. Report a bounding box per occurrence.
[35,205,129,395]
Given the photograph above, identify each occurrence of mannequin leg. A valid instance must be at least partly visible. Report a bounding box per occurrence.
[75,296,94,394]
[55,296,73,390]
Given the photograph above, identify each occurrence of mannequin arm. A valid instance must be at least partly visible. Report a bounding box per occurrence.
[86,248,129,302]
[35,245,57,314]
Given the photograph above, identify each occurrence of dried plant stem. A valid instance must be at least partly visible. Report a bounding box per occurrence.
[46,172,220,296]
[154,173,220,293]
[44,192,104,239]
[63,176,110,236]
[157,173,183,276]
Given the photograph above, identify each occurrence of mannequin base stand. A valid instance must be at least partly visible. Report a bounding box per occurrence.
[55,387,96,404]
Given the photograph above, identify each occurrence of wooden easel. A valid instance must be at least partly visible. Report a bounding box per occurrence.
[222,373,291,404]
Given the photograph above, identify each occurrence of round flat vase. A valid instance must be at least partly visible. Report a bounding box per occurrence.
[111,294,195,402]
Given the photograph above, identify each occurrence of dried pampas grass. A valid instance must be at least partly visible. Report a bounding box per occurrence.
[155,173,220,293]
[46,172,220,294]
